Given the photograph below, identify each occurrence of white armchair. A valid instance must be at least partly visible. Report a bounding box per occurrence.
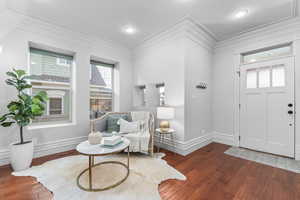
[90,111,155,156]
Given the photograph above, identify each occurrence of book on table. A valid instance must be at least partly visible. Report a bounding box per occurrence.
[102,136,122,146]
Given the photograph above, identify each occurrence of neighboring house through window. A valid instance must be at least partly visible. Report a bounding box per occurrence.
[156,83,165,106]
[90,60,114,119]
[29,47,73,124]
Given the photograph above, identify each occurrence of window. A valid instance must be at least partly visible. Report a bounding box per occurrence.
[246,65,286,89]
[242,44,292,64]
[29,47,73,124]
[56,58,72,66]
[49,97,63,115]
[272,65,285,87]
[246,70,257,89]
[90,60,114,119]
[258,68,270,88]
[156,83,165,106]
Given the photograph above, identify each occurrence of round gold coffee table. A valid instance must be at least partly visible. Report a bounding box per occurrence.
[76,138,130,192]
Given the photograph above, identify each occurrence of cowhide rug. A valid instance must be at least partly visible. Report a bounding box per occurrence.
[13,153,186,200]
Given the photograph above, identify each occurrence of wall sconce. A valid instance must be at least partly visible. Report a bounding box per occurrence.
[196,82,207,89]
[137,85,146,90]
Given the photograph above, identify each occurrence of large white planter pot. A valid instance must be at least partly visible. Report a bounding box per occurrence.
[10,141,33,171]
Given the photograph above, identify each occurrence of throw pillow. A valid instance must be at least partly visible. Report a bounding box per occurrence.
[106,114,131,133]
[119,118,140,133]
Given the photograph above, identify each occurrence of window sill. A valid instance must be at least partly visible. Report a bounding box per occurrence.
[27,122,76,130]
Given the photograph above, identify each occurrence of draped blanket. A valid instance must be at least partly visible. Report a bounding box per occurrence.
[125,111,151,153]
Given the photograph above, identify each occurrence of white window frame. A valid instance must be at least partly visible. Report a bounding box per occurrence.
[89,61,114,117]
[28,45,74,126]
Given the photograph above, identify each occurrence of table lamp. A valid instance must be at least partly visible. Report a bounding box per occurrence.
[157,106,175,132]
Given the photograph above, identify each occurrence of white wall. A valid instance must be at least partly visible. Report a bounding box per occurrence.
[184,39,213,141]
[133,36,186,141]
[212,50,235,144]
[212,17,300,158]
[0,11,133,164]
[133,19,215,155]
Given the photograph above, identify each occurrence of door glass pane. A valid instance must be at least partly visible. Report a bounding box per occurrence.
[272,65,285,87]
[258,68,270,88]
[246,70,257,89]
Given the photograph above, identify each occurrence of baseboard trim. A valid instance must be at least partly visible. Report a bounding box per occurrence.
[155,133,213,156]
[0,136,87,166]
[212,132,235,146]
[295,145,300,161]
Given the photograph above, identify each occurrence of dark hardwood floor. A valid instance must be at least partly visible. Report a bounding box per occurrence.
[1,142,299,200]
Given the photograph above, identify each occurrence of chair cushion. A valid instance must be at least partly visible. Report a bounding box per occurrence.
[106,114,131,133]
[119,118,140,133]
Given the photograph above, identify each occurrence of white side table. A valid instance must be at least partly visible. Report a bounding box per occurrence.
[156,128,175,153]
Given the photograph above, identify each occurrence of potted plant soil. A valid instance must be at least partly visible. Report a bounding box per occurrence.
[0,69,48,171]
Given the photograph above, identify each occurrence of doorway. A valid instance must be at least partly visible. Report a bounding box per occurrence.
[239,57,295,158]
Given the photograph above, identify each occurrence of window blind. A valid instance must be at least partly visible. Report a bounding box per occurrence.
[30,47,73,60]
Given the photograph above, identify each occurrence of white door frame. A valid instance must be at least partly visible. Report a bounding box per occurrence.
[233,49,296,157]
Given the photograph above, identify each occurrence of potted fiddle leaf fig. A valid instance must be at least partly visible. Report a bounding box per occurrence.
[0,69,48,171]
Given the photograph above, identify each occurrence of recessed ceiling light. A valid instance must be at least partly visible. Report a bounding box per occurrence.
[122,25,137,35]
[235,9,249,19]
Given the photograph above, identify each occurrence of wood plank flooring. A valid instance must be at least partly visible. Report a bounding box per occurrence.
[1,142,299,200]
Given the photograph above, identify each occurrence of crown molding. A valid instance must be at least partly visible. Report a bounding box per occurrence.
[215,17,300,51]
[134,17,216,54]
[3,9,131,54]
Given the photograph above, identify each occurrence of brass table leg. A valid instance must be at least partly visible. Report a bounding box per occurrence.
[89,156,92,190]
[127,146,130,168]
[77,152,130,192]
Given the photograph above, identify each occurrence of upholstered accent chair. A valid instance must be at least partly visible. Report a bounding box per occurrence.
[90,111,155,156]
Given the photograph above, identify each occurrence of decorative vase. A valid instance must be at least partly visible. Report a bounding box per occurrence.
[10,141,34,171]
[88,131,102,145]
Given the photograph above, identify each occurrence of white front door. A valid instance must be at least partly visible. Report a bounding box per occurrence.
[240,57,295,157]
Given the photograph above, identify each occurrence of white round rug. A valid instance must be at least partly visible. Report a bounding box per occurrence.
[13,153,186,200]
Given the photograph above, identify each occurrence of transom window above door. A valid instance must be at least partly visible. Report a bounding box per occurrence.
[242,43,292,64]
[246,64,285,89]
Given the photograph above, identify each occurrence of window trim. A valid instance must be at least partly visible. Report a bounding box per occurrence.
[89,60,115,118]
[28,45,74,124]
[241,43,292,64]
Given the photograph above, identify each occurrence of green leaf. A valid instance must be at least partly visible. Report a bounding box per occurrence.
[23,84,32,89]
[6,71,17,79]
[7,101,20,112]
[32,97,41,104]
[0,116,6,122]
[1,122,15,127]
[18,119,30,127]
[19,94,31,104]
[31,104,42,114]
[35,91,48,101]
[5,79,17,87]
[13,69,26,78]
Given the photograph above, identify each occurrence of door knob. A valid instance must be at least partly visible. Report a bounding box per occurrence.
[288,110,293,114]
[288,103,293,107]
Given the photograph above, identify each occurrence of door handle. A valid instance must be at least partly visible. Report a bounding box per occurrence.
[288,110,293,114]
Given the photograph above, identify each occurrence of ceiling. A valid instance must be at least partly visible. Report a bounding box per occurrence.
[3,0,297,48]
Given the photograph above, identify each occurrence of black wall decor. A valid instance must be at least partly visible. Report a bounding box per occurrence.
[196,82,207,89]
